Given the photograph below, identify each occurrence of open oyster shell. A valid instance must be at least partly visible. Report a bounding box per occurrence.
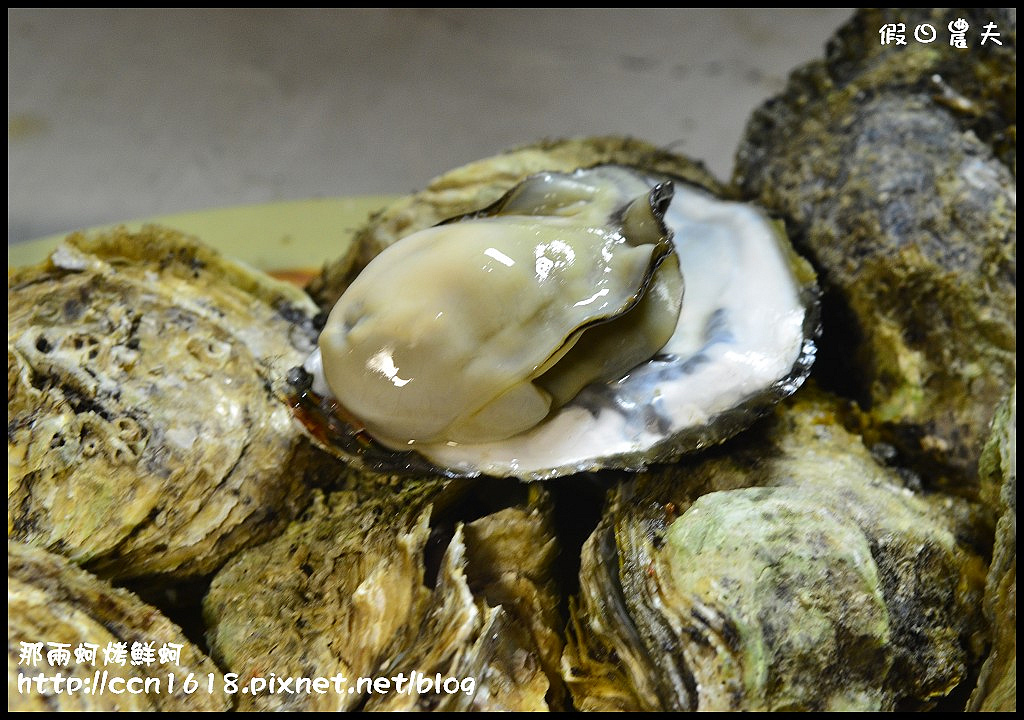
[734,8,1016,489]
[204,469,565,711]
[562,387,988,711]
[8,541,229,711]
[7,226,334,580]
[297,147,819,480]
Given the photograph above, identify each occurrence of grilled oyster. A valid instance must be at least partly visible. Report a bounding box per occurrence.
[562,387,988,711]
[8,226,333,580]
[297,155,818,480]
[734,8,1016,488]
[204,469,564,711]
[8,541,229,711]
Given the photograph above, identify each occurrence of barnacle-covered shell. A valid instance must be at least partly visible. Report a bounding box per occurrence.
[7,226,331,580]
[204,470,565,711]
[299,152,818,480]
[7,541,229,711]
[562,388,988,711]
[734,8,1016,488]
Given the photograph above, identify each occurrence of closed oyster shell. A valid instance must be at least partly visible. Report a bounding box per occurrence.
[7,226,331,580]
[203,469,564,711]
[733,8,1016,488]
[7,541,229,711]
[205,477,447,712]
[562,387,988,711]
[969,390,1016,711]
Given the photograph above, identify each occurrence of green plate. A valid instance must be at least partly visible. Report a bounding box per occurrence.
[7,196,395,272]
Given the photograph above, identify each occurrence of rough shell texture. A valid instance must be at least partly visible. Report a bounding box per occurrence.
[969,390,1017,711]
[307,135,725,312]
[7,226,333,580]
[203,469,565,711]
[562,387,989,711]
[7,541,229,711]
[820,8,1015,172]
[733,8,1016,490]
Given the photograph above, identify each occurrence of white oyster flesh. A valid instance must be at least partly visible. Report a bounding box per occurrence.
[316,169,680,446]
[307,169,814,480]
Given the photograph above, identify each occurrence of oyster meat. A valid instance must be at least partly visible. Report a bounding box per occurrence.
[299,162,818,480]
[316,168,683,446]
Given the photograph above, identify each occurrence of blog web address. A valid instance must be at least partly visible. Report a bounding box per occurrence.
[17,670,477,698]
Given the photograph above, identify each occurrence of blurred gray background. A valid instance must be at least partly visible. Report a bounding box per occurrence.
[8,8,852,245]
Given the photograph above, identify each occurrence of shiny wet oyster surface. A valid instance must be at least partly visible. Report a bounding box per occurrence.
[299,165,818,480]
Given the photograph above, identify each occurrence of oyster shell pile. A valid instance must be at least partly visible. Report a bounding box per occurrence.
[6,9,1016,713]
